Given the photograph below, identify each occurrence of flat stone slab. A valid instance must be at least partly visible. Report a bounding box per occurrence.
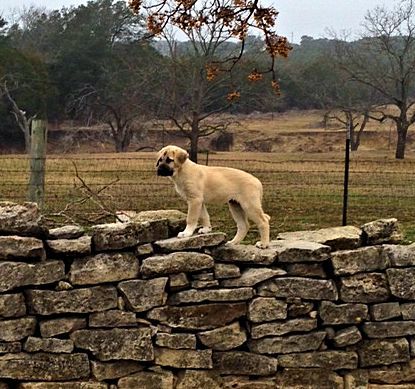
[176,370,223,389]
[154,348,212,369]
[333,326,362,347]
[214,263,240,279]
[168,288,254,305]
[387,268,415,300]
[275,368,344,389]
[248,331,326,354]
[277,225,362,250]
[250,318,317,339]
[46,236,91,256]
[211,244,279,265]
[91,360,144,381]
[358,338,410,367]
[270,240,331,262]
[331,246,388,275]
[117,370,174,389]
[278,351,358,370]
[141,252,214,278]
[212,351,278,376]
[23,337,74,353]
[48,225,85,239]
[0,353,90,381]
[27,286,118,315]
[361,218,403,245]
[0,293,26,318]
[19,383,107,389]
[118,278,168,312]
[0,236,45,261]
[258,277,338,300]
[154,233,226,252]
[147,303,247,330]
[0,260,64,293]
[340,273,390,303]
[221,268,286,287]
[89,310,137,328]
[370,302,401,321]
[155,333,196,349]
[382,243,415,267]
[91,222,144,251]
[70,252,139,285]
[40,317,87,338]
[319,301,369,325]
[248,298,287,323]
[0,317,36,342]
[362,321,415,338]
[0,201,46,237]
[71,328,153,361]
[198,322,247,351]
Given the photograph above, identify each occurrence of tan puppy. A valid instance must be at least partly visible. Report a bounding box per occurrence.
[156,145,270,248]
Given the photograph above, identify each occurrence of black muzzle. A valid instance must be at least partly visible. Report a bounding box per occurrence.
[157,164,174,176]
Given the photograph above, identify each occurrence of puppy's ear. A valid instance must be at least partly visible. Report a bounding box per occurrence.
[176,149,189,165]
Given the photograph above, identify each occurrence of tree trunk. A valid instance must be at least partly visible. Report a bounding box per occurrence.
[189,134,198,163]
[396,125,408,159]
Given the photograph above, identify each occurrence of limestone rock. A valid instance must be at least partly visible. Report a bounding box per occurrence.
[340,273,390,303]
[168,287,253,305]
[19,383,107,389]
[370,302,401,321]
[70,252,139,285]
[286,263,327,278]
[222,377,276,389]
[141,252,214,278]
[0,353,90,380]
[0,201,46,237]
[155,333,196,349]
[198,322,247,350]
[71,328,153,361]
[258,277,338,300]
[48,225,85,239]
[221,268,286,287]
[368,361,415,384]
[214,263,240,279]
[250,318,317,339]
[270,239,331,262]
[176,370,222,389]
[275,368,344,389]
[147,303,247,330]
[0,293,26,318]
[277,225,362,250]
[136,219,170,243]
[361,218,403,245]
[117,370,174,389]
[169,273,189,291]
[91,360,144,381]
[358,338,410,367]
[212,351,278,376]
[27,286,118,315]
[135,243,154,257]
[288,300,314,318]
[89,310,137,327]
[40,317,87,337]
[382,243,415,267]
[387,268,415,299]
[319,301,369,325]
[0,317,36,342]
[46,236,91,256]
[0,236,45,261]
[154,232,226,252]
[248,298,287,323]
[118,278,168,312]
[363,321,415,338]
[0,260,64,293]
[23,337,74,353]
[248,331,326,354]
[401,303,415,320]
[0,342,21,353]
[92,222,143,251]
[211,244,279,265]
[278,351,358,370]
[333,326,362,347]
[331,246,388,275]
[191,280,219,288]
[154,348,212,369]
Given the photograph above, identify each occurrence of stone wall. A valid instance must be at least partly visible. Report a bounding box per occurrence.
[1,202,415,388]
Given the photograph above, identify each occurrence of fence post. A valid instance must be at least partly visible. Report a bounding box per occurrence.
[28,119,47,207]
[342,121,351,226]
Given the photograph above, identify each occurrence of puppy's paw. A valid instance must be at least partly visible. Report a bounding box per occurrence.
[255,241,269,249]
[198,226,212,234]
[177,230,193,238]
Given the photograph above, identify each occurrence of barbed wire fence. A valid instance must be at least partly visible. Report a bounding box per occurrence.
[1,153,415,240]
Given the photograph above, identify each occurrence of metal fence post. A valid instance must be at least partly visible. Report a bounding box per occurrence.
[28,119,47,207]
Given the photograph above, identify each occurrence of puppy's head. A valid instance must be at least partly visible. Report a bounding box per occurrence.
[156,145,189,177]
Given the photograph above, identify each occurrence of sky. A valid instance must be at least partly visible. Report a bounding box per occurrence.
[0,0,392,43]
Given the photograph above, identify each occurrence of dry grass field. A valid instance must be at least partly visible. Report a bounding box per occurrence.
[1,110,414,242]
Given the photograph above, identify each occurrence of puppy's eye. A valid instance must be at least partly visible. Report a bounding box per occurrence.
[166,157,173,163]
[156,158,162,166]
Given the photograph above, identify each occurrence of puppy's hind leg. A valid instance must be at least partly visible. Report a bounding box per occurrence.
[227,200,250,245]
[178,199,203,238]
[243,205,270,249]
[198,204,212,234]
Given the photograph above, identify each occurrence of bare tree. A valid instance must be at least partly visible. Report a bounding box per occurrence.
[335,0,415,159]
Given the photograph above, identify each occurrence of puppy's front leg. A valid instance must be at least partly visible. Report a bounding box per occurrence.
[178,199,202,238]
